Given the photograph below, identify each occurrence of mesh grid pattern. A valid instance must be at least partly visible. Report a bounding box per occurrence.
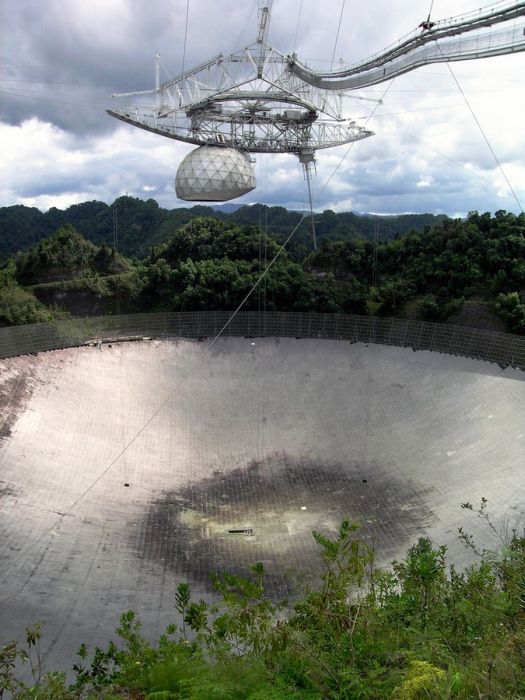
[0,312,523,370]
[175,145,256,202]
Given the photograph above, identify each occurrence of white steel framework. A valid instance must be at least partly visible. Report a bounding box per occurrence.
[106,0,525,223]
[107,1,374,157]
[289,0,525,90]
[108,1,525,156]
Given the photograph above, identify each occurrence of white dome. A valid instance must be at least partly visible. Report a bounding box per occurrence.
[175,145,256,202]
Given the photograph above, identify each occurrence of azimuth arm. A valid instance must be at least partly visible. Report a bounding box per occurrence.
[289,1,525,90]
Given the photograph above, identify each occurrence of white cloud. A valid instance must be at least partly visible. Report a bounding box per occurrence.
[0,0,524,215]
[416,175,433,188]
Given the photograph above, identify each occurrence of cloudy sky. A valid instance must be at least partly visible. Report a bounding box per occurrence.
[1,0,524,216]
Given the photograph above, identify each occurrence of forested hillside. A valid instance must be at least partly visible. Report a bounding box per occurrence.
[307,210,525,331]
[0,210,524,333]
[0,197,447,259]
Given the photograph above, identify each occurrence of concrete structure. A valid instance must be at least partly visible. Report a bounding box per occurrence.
[0,336,524,675]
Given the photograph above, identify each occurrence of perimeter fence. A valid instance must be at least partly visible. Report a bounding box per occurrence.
[0,311,523,370]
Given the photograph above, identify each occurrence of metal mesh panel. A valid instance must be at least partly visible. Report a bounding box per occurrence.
[0,312,523,369]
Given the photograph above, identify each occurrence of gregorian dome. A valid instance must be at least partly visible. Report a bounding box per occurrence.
[108,0,525,213]
[175,145,256,202]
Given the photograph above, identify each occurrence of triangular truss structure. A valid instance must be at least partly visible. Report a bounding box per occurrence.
[107,0,525,157]
[107,2,374,158]
[107,0,525,214]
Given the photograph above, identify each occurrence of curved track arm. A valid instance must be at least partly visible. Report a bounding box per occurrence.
[289,1,525,90]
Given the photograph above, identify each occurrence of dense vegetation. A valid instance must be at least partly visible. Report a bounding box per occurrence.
[307,209,525,331]
[1,205,524,696]
[0,198,447,259]
[0,204,524,333]
[3,500,525,699]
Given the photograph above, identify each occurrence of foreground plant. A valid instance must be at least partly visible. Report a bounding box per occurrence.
[3,500,525,699]
[0,625,74,700]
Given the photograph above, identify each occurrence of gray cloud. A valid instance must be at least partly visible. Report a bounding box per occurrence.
[1,0,524,215]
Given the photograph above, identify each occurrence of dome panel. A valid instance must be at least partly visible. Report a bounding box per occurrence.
[175,145,256,202]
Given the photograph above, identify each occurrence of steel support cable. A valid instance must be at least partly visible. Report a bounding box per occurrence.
[400,129,525,208]
[258,204,263,463]
[438,45,524,214]
[361,330,373,471]
[256,158,268,464]
[289,2,525,89]
[427,0,435,24]
[259,203,264,327]
[330,0,346,70]
[318,79,395,198]
[293,0,303,54]
[372,219,379,292]
[353,84,525,207]
[0,89,101,109]
[259,208,268,560]
[230,1,258,51]
[360,102,477,117]
[181,0,190,84]
[256,202,263,557]
[304,164,317,250]
[113,202,121,315]
[0,83,396,588]
[264,208,268,333]
[361,362,372,467]
[256,173,270,561]
[314,68,525,214]
[206,213,309,350]
[0,78,96,86]
[0,213,308,593]
[361,219,380,474]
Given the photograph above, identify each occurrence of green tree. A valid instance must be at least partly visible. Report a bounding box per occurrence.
[495,292,525,333]
[0,285,52,325]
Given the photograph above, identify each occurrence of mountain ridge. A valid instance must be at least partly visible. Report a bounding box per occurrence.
[0,197,448,259]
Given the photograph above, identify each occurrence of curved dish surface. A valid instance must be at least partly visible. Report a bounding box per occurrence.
[0,338,524,671]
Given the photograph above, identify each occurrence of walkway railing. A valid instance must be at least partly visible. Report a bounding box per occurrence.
[0,312,523,370]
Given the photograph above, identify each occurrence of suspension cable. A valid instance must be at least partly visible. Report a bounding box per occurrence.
[181,0,190,82]
[0,207,310,595]
[319,79,395,198]
[206,213,308,349]
[293,0,304,54]
[230,1,258,51]
[1,79,393,587]
[330,0,346,70]
[439,46,523,214]
[362,218,380,475]
[113,199,121,314]
[426,0,435,24]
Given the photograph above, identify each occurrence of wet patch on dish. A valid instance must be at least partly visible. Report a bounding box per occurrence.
[138,453,435,599]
